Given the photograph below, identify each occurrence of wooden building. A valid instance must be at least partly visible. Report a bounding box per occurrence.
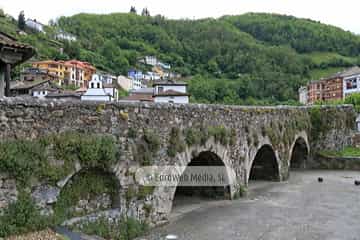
[0,31,35,98]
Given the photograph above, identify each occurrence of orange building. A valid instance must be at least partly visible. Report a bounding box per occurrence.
[307,76,343,104]
[32,60,96,88]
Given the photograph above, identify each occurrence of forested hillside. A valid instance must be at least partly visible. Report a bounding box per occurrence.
[2,10,360,104]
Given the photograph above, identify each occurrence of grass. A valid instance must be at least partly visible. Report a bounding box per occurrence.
[320,146,360,157]
[308,67,344,80]
[304,52,357,66]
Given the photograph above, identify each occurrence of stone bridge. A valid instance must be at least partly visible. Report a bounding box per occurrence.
[0,99,355,225]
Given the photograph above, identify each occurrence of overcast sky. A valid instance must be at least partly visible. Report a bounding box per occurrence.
[1,0,359,34]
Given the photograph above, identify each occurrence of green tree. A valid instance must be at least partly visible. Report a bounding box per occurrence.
[18,11,25,30]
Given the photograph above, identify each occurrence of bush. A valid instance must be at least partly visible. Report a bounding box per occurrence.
[167,128,185,157]
[54,170,118,221]
[0,192,52,238]
[134,130,160,165]
[73,216,148,240]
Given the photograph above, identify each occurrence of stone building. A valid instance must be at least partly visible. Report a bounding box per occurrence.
[0,31,35,98]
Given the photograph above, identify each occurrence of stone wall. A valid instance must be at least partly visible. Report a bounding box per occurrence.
[0,98,355,225]
[309,154,360,170]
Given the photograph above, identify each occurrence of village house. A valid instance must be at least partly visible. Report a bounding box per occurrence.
[0,31,35,98]
[128,69,146,90]
[119,87,154,103]
[153,80,189,104]
[117,75,132,91]
[11,68,61,97]
[302,66,360,104]
[20,67,59,82]
[342,66,360,98]
[55,31,77,41]
[25,19,45,33]
[97,72,117,84]
[33,60,96,88]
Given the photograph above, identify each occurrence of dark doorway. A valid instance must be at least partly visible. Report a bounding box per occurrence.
[290,138,309,169]
[173,151,230,208]
[249,145,279,181]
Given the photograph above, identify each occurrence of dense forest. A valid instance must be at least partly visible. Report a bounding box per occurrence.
[1,10,360,104]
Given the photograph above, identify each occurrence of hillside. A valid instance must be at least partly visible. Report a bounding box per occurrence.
[1,11,360,104]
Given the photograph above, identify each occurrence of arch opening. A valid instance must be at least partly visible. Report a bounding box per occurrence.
[55,168,121,221]
[290,137,309,169]
[249,145,279,181]
[173,151,231,209]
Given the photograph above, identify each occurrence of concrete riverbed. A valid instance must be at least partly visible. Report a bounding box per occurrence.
[143,171,360,240]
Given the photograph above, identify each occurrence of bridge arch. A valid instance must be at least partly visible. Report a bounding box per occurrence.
[55,168,121,219]
[247,144,280,183]
[166,141,236,213]
[289,133,310,170]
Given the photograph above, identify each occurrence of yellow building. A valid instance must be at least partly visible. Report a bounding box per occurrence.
[32,60,66,86]
[32,60,96,88]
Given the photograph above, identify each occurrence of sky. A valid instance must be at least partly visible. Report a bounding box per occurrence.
[1,0,360,34]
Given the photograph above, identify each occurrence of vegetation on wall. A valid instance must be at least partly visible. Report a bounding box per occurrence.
[72,216,148,240]
[134,129,160,166]
[167,127,185,157]
[54,170,119,221]
[310,106,355,141]
[0,192,51,237]
[0,132,119,187]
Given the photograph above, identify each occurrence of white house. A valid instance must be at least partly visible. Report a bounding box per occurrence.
[25,19,45,33]
[343,67,360,98]
[98,72,117,84]
[117,75,132,91]
[81,75,113,102]
[298,86,308,105]
[55,31,77,41]
[104,83,119,101]
[153,80,189,104]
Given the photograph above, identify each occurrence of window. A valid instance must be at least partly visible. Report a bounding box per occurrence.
[97,83,100,88]
[91,83,94,88]
[346,78,357,90]
[158,87,164,93]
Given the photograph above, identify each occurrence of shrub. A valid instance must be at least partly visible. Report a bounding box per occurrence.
[184,128,201,146]
[0,192,52,237]
[167,127,186,157]
[0,139,48,186]
[73,216,147,240]
[208,126,229,145]
[54,170,118,221]
[134,130,160,165]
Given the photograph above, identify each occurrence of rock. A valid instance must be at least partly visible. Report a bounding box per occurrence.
[32,185,60,206]
[355,180,360,186]
[318,177,323,182]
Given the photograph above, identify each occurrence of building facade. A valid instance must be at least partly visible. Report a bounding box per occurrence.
[117,75,132,91]
[153,81,189,104]
[305,67,360,104]
[298,86,308,104]
[33,60,96,88]
[25,19,45,33]
[343,72,360,98]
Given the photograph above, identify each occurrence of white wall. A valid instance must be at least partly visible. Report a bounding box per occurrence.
[32,90,48,98]
[81,95,111,101]
[343,74,360,98]
[154,96,189,104]
[154,85,186,94]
